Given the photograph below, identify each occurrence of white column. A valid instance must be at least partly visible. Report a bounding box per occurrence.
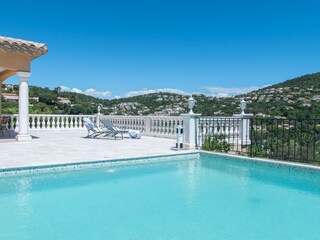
[181,113,201,149]
[96,105,102,128]
[16,71,32,141]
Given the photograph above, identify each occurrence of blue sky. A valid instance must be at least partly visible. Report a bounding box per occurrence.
[1,0,320,98]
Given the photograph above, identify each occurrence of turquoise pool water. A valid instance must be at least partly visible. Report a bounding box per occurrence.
[1,154,320,240]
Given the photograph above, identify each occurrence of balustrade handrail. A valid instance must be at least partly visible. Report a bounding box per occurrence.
[200,116,242,119]
[106,115,183,119]
[29,114,96,117]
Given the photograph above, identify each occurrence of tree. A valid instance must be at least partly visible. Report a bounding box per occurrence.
[54,86,62,94]
[39,92,57,105]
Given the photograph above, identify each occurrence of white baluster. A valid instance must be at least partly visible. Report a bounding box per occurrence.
[71,116,75,129]
[65,116,69,129]
[56,116,60,129]
[15,117,19,132]
[46,116,50,129]
[41,116,45,130]
[46,115,50,129]
[53,116,56,129]
[31,116,35,129]
[34,116,38,129]
[158,120,161,133]
[76,116,79,128]
[153,119,156,133]
[10,115,14,131]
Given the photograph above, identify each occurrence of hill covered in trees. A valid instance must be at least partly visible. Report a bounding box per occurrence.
[239,72,320,119]
[2,72,320,119]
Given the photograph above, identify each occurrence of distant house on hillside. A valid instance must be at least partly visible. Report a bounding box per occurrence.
[312,95,320,101]
[30,96,39,102]
[256,113,269,117]
[56,97,71,105]
[2,93,40,103]
[2,93,19,102]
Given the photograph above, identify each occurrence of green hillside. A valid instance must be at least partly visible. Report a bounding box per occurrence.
[240,72,320,119]
[273,72,320,88]
[2,72,320,119]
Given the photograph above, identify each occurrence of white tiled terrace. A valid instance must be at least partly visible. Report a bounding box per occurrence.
[0,130,197,170]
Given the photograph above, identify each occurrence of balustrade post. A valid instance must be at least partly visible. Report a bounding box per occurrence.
[95,114,103,129]
[181,113,201,149]
[233,114,253,146]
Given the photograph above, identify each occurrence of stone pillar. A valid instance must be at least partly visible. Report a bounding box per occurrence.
[95,114,102,128]
[96,105,101,128]
[16,71,32,141]
[233,113,253,145]
[181,113,201,149]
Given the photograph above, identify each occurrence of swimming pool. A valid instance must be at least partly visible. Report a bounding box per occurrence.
[1,153,320,240]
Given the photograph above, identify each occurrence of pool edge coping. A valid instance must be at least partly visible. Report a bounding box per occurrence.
[0,151,200,175]
[2,149,320,175]
[199,150,320,172]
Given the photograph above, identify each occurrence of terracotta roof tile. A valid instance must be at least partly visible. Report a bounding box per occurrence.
[0,36,48,58]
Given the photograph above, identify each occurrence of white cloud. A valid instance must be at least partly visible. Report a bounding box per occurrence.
[60,86,112,99]
[215,93,230,98]
[124,88,190,97]
[60,86,71,92]
[204,86,266,97]
[70,88,83,94]
[84,88,112,99]
[58,84,268,100]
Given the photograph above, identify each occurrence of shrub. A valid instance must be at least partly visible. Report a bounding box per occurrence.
[202,134,231,152]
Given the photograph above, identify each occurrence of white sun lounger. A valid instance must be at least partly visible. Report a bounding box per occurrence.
[100,119,141,139]
[83,118,109,138]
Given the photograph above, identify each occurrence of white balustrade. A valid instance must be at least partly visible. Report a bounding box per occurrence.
[103,115,184,139]
[197,117,242,146]
[197,116,253,147]
[2,114,97,131]
[1,114,250,145]
[2,114,18,131]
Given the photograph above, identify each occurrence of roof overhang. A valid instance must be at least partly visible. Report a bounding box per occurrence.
[0,36,48,60]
